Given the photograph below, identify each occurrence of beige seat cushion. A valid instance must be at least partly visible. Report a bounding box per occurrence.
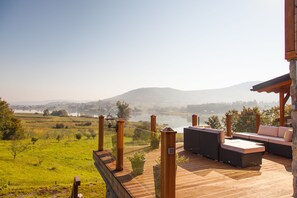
[258,125,278,137]
[247,133,269,142]
[267,136,292,146]
[221,139,265,154]
[233,132,250,139]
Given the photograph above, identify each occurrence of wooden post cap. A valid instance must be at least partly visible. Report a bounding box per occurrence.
[161,127,177,133]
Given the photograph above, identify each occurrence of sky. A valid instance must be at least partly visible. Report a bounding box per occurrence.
[0,0,288,103]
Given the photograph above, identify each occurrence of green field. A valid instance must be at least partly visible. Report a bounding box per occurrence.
[0,113,184,197]
[0,113,106,197]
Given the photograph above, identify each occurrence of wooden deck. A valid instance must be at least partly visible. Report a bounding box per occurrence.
[93,143,293,198]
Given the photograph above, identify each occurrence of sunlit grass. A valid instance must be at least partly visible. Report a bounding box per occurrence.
[0,113,105,197]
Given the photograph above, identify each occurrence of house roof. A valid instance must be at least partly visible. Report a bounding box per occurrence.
[251,73,291,93]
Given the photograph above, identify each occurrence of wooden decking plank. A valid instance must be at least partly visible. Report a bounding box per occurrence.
[94,143,292,198]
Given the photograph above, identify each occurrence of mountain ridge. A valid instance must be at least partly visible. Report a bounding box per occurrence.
[102,81,277,107]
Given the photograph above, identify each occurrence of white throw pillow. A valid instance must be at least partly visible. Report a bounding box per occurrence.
[284,130,293,142]
[278,127,290,138]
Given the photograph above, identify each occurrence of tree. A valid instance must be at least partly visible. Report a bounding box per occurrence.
[0,98,24,140]
[261,105,291,126]
[234,107,260,132]
[116,101,131,121]
[9,140,29,160]
[51,110,68,117]
[43,109,50,116]
[222,107,260,132]
[205,115,222,129]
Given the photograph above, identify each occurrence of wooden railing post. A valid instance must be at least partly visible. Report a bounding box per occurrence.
[70,176,81,198]
[226,114,232,137]
[192,114,198,126]
[151,115,157,132]
[161,127,176,198]
[116,119,124,171]
[98,115,104,151]
[256,114,260,132]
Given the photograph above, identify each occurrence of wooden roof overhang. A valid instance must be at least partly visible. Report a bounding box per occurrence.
[251,74,291,126]
[251,74,291,93]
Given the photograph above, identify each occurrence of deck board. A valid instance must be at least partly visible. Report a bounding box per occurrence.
[94,143,293,198]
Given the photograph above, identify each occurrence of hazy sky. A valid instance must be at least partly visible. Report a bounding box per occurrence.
[0,0,288,103]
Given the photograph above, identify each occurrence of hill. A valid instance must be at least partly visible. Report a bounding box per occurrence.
[103,81,277,107]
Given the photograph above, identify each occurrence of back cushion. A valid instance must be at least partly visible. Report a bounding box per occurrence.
[278,127,290,138]
[257,125,278,137]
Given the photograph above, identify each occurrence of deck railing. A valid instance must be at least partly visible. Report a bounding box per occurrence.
[70,176,81,198]
[97,115,178,198]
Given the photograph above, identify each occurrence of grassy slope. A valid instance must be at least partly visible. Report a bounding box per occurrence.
[0,113,105,197]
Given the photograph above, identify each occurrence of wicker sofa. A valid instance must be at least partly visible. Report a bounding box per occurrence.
[184,127,265,167]
[233,125,293,158]
[184,127,224,161]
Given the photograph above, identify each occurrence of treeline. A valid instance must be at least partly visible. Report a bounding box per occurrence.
[187,101,277,114]
[205,105,291,132]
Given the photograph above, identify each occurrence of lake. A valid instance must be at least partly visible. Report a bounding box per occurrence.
[130,114,211,133]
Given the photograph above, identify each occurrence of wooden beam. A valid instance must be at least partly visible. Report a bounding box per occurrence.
[284,92,290,104]
[285,0,297,60]
[98,115,104,151]
[116,119,124,171]
[192,114,198,127]
[280,91,285,126]
[161,128,176,198]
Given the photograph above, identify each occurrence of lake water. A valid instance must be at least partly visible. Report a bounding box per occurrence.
[130,114,210,133]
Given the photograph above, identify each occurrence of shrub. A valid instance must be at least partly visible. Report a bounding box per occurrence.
[133,121,150,142]
[75,133,82,140]
[75,122,92,126]
[150,133,160,149]
[89,129,96,139]
[55,123,65,129]
[56,135,62,142]
[84,122,92,126]
[128,151,145,163]
[31,137,39,144]
[84,132,91,139]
